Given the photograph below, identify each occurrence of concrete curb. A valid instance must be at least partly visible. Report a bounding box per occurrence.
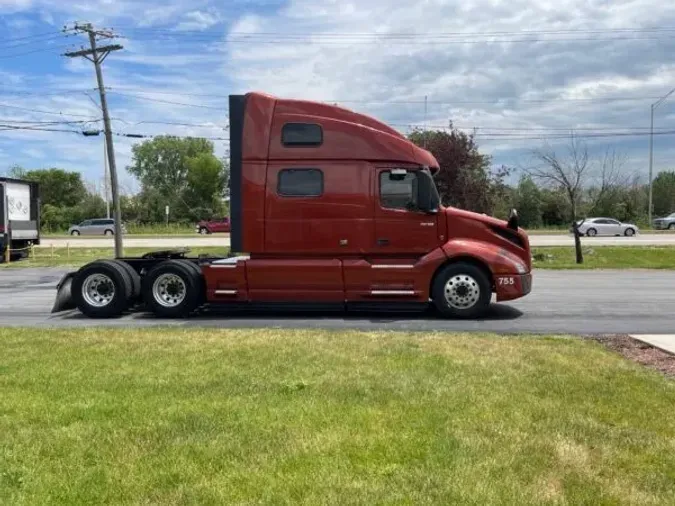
[629,335,675,356]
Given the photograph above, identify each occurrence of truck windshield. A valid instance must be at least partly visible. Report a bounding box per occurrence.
[424,168,442,206]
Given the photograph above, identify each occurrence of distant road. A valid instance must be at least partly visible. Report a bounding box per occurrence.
[37,233,675,249]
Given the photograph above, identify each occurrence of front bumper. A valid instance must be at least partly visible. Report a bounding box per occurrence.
[495,272,532,302]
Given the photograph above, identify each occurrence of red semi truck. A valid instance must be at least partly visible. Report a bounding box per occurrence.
[52,92,532,319]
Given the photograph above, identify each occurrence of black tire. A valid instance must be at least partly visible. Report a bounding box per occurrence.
[199,227,209,235]
[71,230,80,236]
[669,223,675,230]
[71,260,133,318]
[109,259,141,301]
[624,228,635,237]
[142,260,201,318]
[104,229,114,236]
[586,228,597,237]
[431,262,492,319]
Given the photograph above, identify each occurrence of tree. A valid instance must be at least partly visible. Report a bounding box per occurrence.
[127,136,227,222]
[19,168,87,208]
[651,171,675,217]
[183,153,227,220]
[515,175,543,228]
[524,134,624,263]
[408,128,506,214]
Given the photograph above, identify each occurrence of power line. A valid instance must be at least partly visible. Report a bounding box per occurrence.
[0,46,70,59]
[0,88,97,96]
[0,30,67,44]
[123,25,675,37]
[0,102,99,119]
[104,87,667,104]
[0,32,72,50]
[106,91,225,109]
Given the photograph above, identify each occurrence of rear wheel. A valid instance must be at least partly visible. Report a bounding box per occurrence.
[72,260,133,318]
[586,228,597,237]
[431,262,492,319]
[109,259,141,301]
[199,227,209,235]
[669,223,675,230]
[142,260,202,318]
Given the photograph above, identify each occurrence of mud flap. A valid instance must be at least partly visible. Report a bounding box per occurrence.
[51,272,77,313]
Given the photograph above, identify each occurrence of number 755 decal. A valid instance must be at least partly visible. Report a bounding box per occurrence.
[497,277,516,285]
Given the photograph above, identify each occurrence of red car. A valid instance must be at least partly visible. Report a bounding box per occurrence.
[196,217,230,234]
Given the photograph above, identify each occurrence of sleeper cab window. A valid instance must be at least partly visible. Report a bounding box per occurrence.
[277,168,324,197]
[380,170,418,210]
[281,123,323,147]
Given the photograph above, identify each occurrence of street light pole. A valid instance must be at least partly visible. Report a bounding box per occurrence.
[648,86,675,225]
[648,104,654,225]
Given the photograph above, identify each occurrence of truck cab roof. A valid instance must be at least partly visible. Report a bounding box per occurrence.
[230,92,440,172]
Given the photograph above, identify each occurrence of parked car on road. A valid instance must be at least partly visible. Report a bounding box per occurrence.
[195,217,230,234]
[652,212,675,230]
[68,218,126,236]
[571,217,638,237]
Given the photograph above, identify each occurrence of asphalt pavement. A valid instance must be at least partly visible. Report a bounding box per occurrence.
[36,233,675,249]
[0,268,673,334]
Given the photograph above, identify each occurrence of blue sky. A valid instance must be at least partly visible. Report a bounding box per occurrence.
[2,0,675,196]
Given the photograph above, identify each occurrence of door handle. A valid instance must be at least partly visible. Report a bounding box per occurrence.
[377,238,390,246]
[420,222,435,227]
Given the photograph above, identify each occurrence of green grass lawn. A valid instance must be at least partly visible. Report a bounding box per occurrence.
[531,246,675,269]
[1,329,674,505]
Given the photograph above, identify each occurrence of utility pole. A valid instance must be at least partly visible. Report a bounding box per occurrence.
[423,95,428,148]
[647,86,675,225]
[104,135,110,219]
[64,23,124,256]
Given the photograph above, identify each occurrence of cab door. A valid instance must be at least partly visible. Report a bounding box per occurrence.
[374,168,440,254]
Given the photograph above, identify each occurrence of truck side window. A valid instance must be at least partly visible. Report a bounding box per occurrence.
[277,168,323,197]
[281,123,323,147]
[380,171,418,210]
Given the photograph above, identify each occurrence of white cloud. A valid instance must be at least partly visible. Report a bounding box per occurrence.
[175,10,221,31]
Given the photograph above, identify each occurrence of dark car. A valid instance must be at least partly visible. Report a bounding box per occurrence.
[196,217,231,234]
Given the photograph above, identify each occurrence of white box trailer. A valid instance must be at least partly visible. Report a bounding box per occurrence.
[0,177,40,261]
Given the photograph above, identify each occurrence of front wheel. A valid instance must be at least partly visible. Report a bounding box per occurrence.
[669,223,675,230]
[71,230,80,236]
[104,229,113,236]
[586,228,597,237]
[431,262,492,319]
[624,228,635,237]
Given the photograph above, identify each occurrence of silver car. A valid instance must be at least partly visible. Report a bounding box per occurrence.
[574,217,639,237]
[68,218,126,236]
[652,212,675,230]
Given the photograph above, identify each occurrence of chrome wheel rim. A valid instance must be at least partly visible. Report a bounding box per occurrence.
[444,274,480,309]
[152,273,186,308]
[82,274,115,307]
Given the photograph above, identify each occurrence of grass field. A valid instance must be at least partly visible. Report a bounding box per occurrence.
[1,329,674,505]
[3,245,674,270]
[531,246,675,269]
